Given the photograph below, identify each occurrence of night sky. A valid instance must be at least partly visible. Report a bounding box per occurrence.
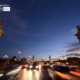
[0,0,80,61]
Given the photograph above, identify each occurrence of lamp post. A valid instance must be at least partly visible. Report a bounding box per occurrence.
[18,51,21,60]
[3,55,8,60]
[62,51,64,63]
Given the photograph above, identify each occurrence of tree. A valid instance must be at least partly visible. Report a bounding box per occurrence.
[75,25,80,42]
[12,56,17,59]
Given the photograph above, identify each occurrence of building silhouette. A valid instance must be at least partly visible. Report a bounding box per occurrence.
[49,55,51,63]
[32,55,34,62]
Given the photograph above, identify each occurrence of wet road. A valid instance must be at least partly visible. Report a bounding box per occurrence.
[15,67,51,80]
[0,66,52,80]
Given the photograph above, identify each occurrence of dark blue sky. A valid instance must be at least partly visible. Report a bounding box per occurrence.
[0,0,80,60]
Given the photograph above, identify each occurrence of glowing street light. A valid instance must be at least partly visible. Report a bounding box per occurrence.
[19,51,21,54]
[15,58,17,61]
[3,55,8,59]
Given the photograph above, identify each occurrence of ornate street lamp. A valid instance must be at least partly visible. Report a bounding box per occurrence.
[3,55,8,59]
[18,51,21,60]
[62,51,64,60]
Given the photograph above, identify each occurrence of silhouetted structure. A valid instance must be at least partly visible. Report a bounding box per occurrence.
[32,55,34,62]
[67,57,80,64]
[75,25,80,42]
[41,58,43,63]
[49,55,51,63]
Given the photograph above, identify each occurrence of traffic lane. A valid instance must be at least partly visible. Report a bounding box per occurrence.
[14,67,52,80]
[0,66,52,80]
[0,73,19,80]
[0,67,21,80]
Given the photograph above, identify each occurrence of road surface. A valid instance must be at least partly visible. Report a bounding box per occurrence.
[0,66,52,80]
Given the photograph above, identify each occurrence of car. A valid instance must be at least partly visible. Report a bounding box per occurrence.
[48,64,80,80]
[66,63,77,69]
[50,63,54,67]
[27,63,33,69]
[30,63,39,70]
[47,62,50,66]
[20,64,28,68]
[44,62,47,66]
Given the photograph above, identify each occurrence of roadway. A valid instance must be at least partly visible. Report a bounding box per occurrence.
[0,66,52,80]
[0,65,80,80]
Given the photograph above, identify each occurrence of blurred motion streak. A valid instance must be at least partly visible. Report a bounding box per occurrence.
[69,71,80,76]
[36,71,39,76]
[55,71,69,79]
[36,71,39,80]
[29,70,32,78]
[6,68,21,75]
[0,74,3,77]
[39,64,41,72]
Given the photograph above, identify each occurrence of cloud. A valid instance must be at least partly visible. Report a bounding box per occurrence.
[71,28,77,33]
[43,50,61,54]
[66,53,80,56]
[66,47,80,53]
[10,10,28,30]
[65,42,80,48]
[65,42,80,53]
[7,27,42,37]
[5,8,42,37]
[7,27,28,35]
